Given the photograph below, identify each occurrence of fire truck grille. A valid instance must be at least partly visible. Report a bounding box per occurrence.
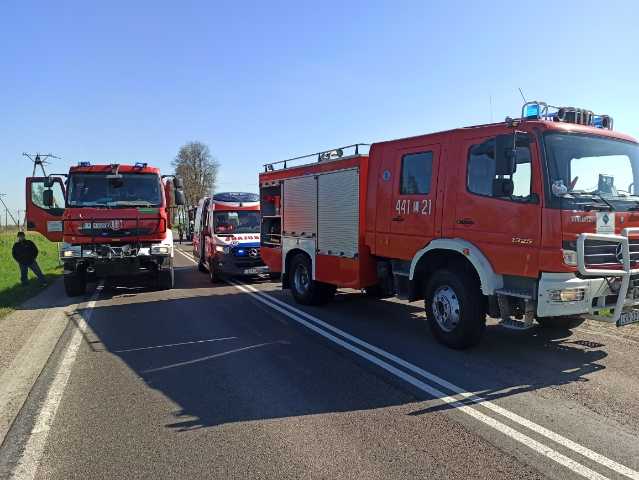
[78,227,154,237]
[582,239,639,266]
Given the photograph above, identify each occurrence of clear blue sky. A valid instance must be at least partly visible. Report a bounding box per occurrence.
[1,0,637,217]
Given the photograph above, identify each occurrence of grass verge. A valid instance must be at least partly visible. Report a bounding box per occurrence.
[0,229,62,318]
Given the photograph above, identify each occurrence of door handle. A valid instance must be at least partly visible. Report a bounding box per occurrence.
[456,218,475,225]
[392,216,405,222]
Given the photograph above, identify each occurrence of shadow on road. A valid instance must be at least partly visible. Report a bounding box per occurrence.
[66,261,608,431]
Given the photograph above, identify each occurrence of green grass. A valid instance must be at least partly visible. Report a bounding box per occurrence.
[0,229,62,317]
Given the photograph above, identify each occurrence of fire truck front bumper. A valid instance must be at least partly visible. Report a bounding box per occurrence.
[538,229,639,327]
[61,243,173,278]
[537,273,639,321]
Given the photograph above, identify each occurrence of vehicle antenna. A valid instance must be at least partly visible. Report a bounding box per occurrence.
[518,88,527,103]
[489,95,493,122]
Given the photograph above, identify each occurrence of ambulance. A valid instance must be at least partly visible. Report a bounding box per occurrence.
[193,192,268,282]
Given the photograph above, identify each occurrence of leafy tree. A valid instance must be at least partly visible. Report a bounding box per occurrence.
[172,141,220,207]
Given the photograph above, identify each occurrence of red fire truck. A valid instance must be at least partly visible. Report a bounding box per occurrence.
[25,162,185,296]
[192,192,269,282]
[259,101,639,348]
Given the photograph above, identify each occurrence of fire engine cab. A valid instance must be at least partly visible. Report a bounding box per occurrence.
[192,192,269,282]
[25,162,185,296]
[260,101,639,348]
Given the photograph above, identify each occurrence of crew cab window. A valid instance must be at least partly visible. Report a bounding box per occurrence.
[400,151,433,194]
[467,138,532,200]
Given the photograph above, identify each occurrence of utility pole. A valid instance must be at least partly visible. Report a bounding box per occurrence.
[0,194,19,229]
[23,152,59,177]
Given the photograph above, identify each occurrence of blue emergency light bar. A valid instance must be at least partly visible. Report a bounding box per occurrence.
[134,162,148,168]
[521,101,613,130]
[78,161,91,167]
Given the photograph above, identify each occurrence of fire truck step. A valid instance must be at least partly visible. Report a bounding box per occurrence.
[498,317,536,331]
[496,292,535,331]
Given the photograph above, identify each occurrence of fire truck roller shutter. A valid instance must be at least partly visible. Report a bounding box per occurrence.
[409,239,503,296]
[317,168,359,258]
[282,176,317,237]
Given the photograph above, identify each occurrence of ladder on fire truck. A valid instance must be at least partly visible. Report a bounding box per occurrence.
[263,144,370,172]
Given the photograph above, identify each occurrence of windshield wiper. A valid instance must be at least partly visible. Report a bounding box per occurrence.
[107,201,155,208]
[567,191,614,211]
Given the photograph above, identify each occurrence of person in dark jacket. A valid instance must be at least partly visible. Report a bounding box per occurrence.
[12,232,47,286]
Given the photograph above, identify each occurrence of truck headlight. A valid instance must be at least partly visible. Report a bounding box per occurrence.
[549,287,586,302]
[215,245,225,253]
[562,249,577,266]
[61,246,81,258]
[151,245,171,255]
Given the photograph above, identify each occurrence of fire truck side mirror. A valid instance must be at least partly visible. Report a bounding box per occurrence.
[492,178,514,197]
[174,189,186,206]
[43,189,54,207]
[495,134,517,175]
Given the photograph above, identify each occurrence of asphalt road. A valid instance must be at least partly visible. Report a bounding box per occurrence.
[1,244,639,479]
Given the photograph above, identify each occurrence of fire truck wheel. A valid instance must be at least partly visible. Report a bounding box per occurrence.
[536,316,584,329]
[425,269,485,349]
[64,272,86,297]
[290,253,333,305]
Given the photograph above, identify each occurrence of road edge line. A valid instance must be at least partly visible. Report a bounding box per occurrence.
[9,286,102,480]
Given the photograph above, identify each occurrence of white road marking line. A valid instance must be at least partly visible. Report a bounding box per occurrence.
[10,286,102,480]
[179,246,639,479]
[243,285,639,480]
[114,337,237,353]
[236,280,639,480]
[141,341,283,374]
[237,282,639,480]
[229,281,610,480]
[175,247,198,264]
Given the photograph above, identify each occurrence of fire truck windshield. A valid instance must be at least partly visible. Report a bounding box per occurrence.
[545,133,639,206]
[214,211,260,234]
[67,173,162,208]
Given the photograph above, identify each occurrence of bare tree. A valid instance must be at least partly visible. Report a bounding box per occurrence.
[172,141,220,207]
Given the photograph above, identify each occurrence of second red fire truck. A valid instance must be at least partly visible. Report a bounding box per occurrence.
[260,101,639,348]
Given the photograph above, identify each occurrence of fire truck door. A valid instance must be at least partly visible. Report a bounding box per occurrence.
[388,144,441,259]
[454,134,541,277]
[25,177,66,242]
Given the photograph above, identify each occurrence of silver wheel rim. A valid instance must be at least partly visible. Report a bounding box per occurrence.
[293,263,310,294]
[432,285,460,333]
